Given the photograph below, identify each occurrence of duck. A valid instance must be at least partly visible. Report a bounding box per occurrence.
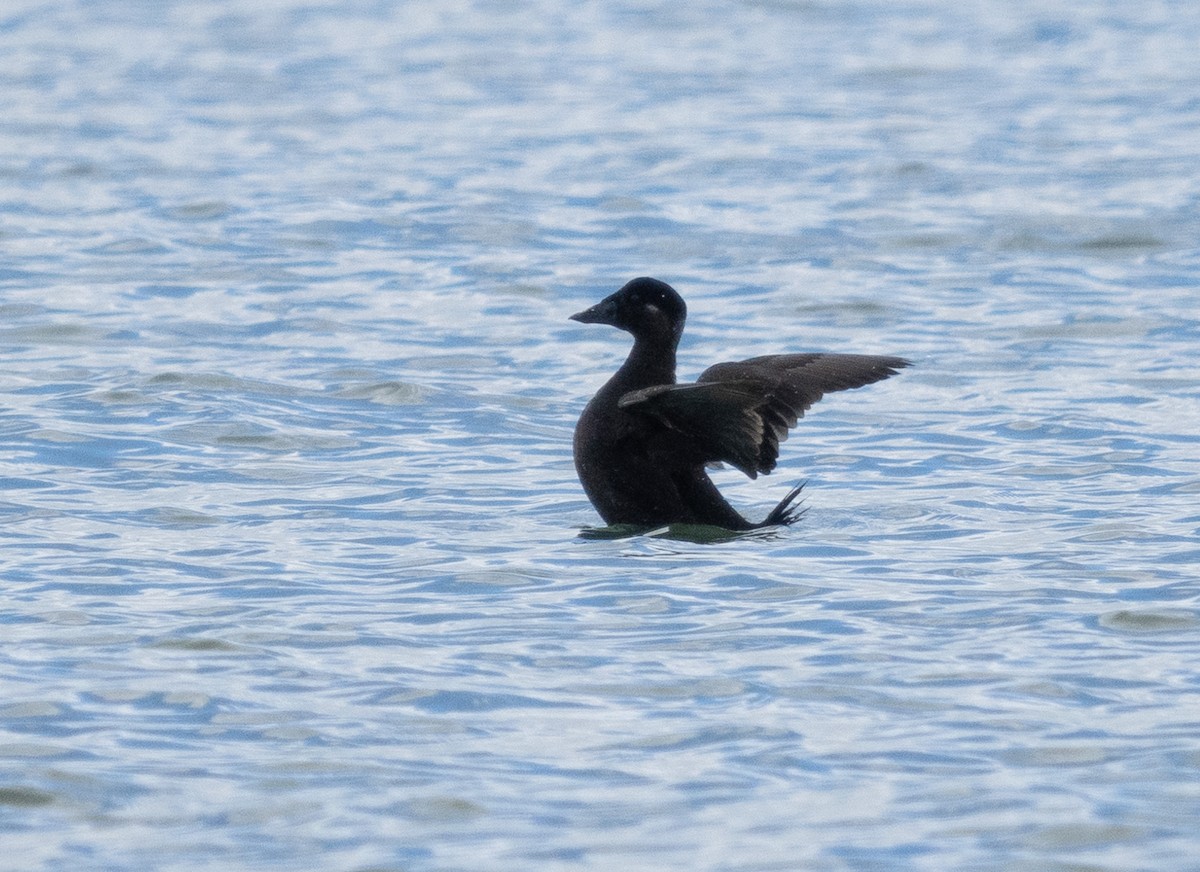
[570,277,909,530]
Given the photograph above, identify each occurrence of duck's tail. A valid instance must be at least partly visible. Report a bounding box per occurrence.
[761,482,807,527]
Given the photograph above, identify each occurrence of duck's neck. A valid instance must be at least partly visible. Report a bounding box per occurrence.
[615,336,677,390]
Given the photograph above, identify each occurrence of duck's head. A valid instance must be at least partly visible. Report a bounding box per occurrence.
[570,277,687,347]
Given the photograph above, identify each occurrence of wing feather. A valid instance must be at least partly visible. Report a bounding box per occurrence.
[620,353,909,478]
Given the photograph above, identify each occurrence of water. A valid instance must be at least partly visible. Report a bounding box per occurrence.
[3,0,1199,869]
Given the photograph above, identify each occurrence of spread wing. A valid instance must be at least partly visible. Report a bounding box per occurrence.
[618,353,909,479]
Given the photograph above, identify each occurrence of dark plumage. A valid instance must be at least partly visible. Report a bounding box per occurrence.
[570,277,909,530]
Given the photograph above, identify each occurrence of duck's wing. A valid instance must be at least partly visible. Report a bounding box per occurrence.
[618,380,769,478]
[618,353,909,479]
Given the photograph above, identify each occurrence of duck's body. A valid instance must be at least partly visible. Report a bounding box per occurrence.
[571,277,908,530]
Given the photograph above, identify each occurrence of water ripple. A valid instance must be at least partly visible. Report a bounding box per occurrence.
[3,1,1200,870]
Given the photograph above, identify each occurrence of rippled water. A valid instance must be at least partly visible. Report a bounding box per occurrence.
[3,1,1199,870]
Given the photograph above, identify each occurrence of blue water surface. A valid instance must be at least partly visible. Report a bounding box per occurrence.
[3,1,1199,870]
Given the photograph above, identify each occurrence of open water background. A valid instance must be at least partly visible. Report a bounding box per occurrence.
[3,1,1199,869]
